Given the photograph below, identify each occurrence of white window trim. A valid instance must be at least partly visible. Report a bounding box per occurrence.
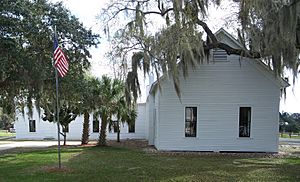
[28,119,37,133]
[183,105,199,138]
[237,105,253,139]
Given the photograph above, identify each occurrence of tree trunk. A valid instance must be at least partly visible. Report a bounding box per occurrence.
[81,111,90,145]
[117,120,120,142]
[63,131,66,146]
[98,114,107,146]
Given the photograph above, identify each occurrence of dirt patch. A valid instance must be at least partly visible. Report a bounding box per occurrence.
[105,140,300,158]
[106,139,150,150]
[1,139,299,158]
[39,165,73,173]
[80,142,97,147]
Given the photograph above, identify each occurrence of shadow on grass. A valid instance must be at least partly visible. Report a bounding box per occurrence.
[0,145,299,181]
[63,146,300,181]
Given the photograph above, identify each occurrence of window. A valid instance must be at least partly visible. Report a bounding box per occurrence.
[128,121,135,133]
[29,120,36,132]
[93,119,99,133]
[185,107,197,137]
[113,121,119,133]
[213,48,228,62]
[109,121,119,133]
[239,107,251,137]
[62,124,69,133]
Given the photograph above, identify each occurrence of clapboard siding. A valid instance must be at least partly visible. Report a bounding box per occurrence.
[15,103,147,140]
[146,94,155,145]
[154,55,280,152]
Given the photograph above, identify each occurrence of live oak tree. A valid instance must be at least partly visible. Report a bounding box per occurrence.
[40,72,96,145]
[0,0,99,116]
[100,0,300,101]
[42,103,78,145]
[279,112,300,137]
[0,108,14,130]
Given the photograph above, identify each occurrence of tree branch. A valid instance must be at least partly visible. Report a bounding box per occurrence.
[108,6,174,22]
[196,18,261,58]
[195,19,218,43]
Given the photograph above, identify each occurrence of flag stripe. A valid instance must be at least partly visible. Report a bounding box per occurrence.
[57,66,67,77]
[56,64,67,77]
[53,40,68,77]
[57,63,67,73]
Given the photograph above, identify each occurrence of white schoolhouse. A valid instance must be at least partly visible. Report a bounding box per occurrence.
[15,29,288,152]
[146,28,289,152]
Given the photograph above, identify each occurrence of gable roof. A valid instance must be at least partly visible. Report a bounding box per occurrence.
[215,28,244,49]
[149,28,289,94]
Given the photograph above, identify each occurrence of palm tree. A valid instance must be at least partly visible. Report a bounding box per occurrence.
[97,76,128,146]
[78,77,101,145]
[112,98,137,142]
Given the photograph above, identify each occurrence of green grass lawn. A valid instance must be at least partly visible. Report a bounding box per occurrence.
[280,133,300,139]
[0,130,15,138]
[0,146,299,182]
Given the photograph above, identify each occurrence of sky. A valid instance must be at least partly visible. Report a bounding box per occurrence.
[51,0,300,113]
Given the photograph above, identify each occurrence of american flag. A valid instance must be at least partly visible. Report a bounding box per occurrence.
[54,37,68,77]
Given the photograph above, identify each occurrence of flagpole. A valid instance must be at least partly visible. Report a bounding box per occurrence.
[55,69,61,169]
[54,25,61,169]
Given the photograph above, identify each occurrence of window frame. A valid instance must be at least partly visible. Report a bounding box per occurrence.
[29,119,36,132]
[184,106,198,137]
[238,107,252,138]
[112,121,118,133]
[128,121,135,133]
[92,119,99,133]
[62,124,69,133]
[212,48,228,62]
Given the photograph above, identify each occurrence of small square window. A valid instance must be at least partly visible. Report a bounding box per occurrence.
[62,124,69,133]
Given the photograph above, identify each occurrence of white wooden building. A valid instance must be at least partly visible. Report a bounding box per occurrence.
[146,29,289,152]
[15,103,147,141]
[15,29,288,153]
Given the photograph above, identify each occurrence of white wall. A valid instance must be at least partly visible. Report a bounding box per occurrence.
[153,55,281,152]
[146,94,155,145]
[15,103,147,141]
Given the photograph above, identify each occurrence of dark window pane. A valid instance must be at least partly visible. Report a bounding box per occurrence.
[29,120,36,132]
[128,121,135,133]
[62,124,69,133]
[112,121,118,133]
[185,107,197,137]
[93,119,99,133]
[239,107,251,137]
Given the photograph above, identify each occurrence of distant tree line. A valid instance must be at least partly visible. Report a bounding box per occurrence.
[279,112,300,137]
